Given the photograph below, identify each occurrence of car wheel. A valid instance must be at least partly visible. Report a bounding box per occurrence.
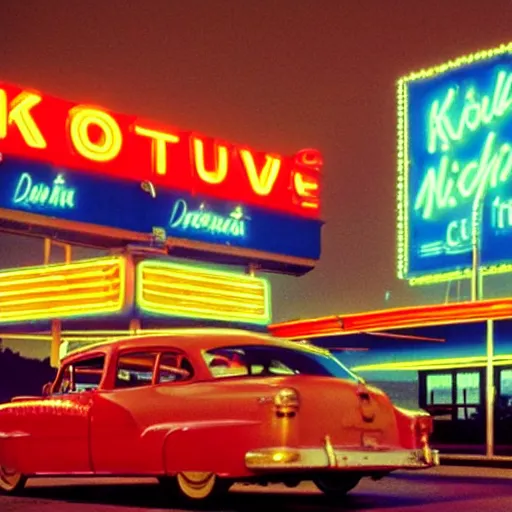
[161,472,231,502]
[0,466,26,494]
[314,474,361,497]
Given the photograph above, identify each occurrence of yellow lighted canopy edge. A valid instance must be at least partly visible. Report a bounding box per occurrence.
[0,256,126,323]
[136,259,271,325]
[0,255,271,325]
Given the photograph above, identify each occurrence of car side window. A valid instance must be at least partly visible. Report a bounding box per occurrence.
[56,356,105,394]
[115,352,157,389]
[157,351,194,383]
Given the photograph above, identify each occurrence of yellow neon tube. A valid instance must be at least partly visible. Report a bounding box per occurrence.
[352,354,512,372]
[142,267,264,289]
[0,256,121,276]
[0,266,119,289]
[142,278,264,300]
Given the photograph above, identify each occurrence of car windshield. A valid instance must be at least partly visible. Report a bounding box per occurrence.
[203,344,360,382]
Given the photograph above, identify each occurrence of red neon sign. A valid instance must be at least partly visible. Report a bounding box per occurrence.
[0,82,322,218]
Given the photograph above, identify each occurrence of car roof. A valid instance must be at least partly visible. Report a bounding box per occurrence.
[62,328,330,365]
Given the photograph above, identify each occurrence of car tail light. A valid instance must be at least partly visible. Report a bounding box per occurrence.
[274,388,300,418]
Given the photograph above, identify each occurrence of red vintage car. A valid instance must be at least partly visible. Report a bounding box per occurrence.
[0,329,439,502]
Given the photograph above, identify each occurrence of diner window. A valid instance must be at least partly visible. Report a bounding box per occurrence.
[425,373,453,421]
[422,370,484,422]
[497,368,512,412]
[500,369,512,396]
[157,351,194,383]
[456,371,481,420]
[56,356,105,394]
[426,373,453,405]
[115,352,157,389]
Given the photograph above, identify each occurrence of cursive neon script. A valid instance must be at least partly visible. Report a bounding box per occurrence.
[415,132,512,219]
[428,70,512,154]
[12,173,76,209]
[169,199,247,239]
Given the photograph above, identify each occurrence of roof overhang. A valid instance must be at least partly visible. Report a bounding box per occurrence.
[269,298,512,340]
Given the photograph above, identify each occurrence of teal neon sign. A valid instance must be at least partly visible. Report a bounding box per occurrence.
[169,199,248,239]
[12,172,76,210]
[398,44,512,283]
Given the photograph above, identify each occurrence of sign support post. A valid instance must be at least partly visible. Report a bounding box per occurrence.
[470,201,481,302]
[45,238,73,368]
[470,192,494,458]
[485,319,495,458]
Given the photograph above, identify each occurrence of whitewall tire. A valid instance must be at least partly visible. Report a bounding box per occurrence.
[160,471,231,502]
[0,466,26,494]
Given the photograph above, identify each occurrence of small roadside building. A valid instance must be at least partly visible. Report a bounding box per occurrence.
[270,298,512,462]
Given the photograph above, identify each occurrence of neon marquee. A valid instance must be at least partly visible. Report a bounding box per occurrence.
[0,81,322,219]
[397,42,512,284]
[0,157,322,274]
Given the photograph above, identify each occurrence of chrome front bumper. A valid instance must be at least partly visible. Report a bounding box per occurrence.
[245,442,440,471]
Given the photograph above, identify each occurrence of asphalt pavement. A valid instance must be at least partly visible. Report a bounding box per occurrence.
[1,466,512,512]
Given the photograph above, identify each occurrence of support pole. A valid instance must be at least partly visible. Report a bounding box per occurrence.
[50,319,62,368]
[470,195,493,456]
[129,318,141,333]
[470,200,481,301]
[247,263,257,277]
[43,238,52,264]
[64,243,72,264]
[45,239,72,367]
[485,319,495,458]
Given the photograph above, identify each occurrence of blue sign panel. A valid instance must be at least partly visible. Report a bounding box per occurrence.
[0,157,322,270]
[398,44,512,283]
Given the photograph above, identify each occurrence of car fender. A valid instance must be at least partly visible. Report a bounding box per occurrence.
[0,431,30,471]
[158,419,260,477]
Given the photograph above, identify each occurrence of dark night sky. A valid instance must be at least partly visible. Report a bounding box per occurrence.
[1,0,512,358]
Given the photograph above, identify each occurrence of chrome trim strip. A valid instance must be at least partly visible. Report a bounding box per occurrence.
[246,446,439,471]
[0,431,30,439]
